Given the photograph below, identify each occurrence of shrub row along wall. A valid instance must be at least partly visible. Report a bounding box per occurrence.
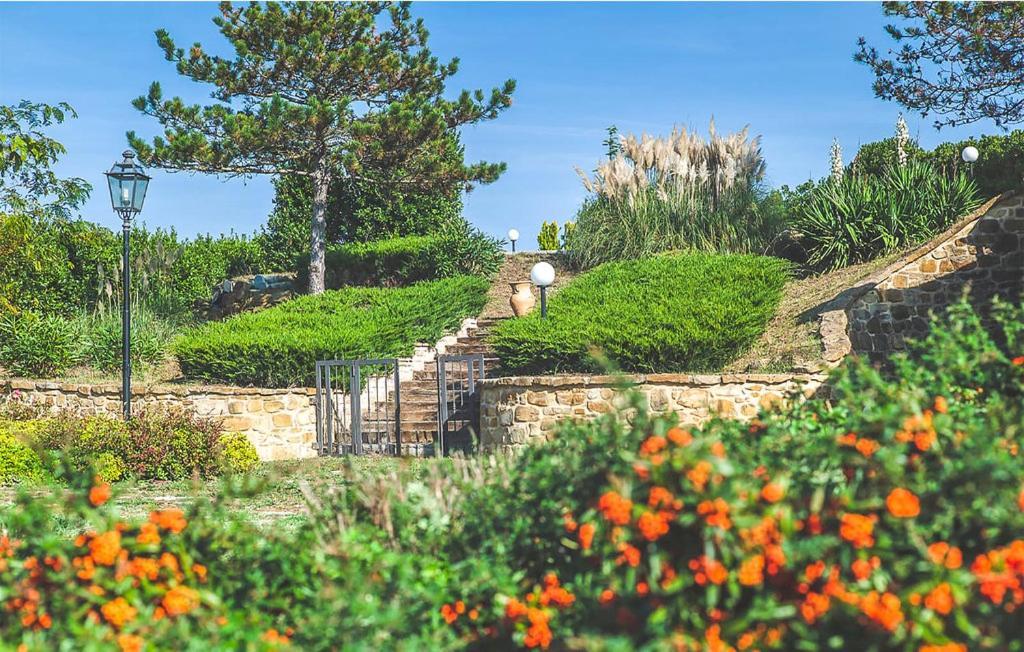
[823,192,1023,361]
[1,379,316,461]
[479,372,827,452]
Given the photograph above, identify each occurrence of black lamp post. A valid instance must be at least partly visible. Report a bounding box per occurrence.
[105,151,150,419]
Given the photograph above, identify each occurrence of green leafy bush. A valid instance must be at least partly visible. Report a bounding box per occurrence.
[490,253,789,374]
[25,407,232,482]
[175,275,490,387]
[0,310,81,377]
[219,432,260,474]
[296,223,502,290]
[0,427,45,484]
[855,130,1024,198]
[929,129,1024,197]
[789,161,981,271]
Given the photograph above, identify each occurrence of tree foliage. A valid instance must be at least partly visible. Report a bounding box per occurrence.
[129,1,514,293]
[0,101,91,219]
[856,2,1024,129]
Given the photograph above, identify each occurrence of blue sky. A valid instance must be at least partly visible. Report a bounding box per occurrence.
[0,2,1000,247]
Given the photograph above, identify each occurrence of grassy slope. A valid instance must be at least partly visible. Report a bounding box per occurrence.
[725,252,904,372]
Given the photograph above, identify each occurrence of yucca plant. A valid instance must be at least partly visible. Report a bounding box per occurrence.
[791,161,981,271]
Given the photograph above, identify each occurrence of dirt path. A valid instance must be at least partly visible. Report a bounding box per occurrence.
[480,252,578,320]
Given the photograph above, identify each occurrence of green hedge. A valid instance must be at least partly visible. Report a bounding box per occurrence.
[295,226,503,290]
[490,253,789,374]
[174,275,490,387]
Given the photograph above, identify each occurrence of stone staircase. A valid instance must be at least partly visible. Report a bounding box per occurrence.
[394,317,502,449]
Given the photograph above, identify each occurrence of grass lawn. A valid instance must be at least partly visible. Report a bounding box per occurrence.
[0,456,432,532]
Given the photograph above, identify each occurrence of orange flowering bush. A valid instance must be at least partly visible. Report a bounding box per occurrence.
[0,464,292,649]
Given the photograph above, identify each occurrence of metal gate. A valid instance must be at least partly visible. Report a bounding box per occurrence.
[315,358,401,456]
[436,353,486,455]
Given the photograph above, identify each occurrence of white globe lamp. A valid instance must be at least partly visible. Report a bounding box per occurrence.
[507,228,520,252]
[530,261,556,318]
[961,146,979,163]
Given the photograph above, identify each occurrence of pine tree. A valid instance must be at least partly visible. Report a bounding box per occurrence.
[128,2,514,293]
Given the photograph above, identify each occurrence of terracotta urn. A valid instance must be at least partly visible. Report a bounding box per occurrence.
[509,281,536,316]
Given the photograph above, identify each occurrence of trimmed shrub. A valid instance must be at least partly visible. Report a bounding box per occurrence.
[174,275,490,387]
[490,253,789,374]
[219,432,260,474]
[789,161,981,271]
[295,224,502,290]
[0,311,80,377]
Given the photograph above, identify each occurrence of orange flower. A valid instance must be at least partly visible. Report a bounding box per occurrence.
[637,510,671,541]
[578,523,595,551]
[262,629,290,645]
[161,586,200,616]
[89,483,112,507]
[562,512,577,533]
[1012,355,1024,366]
[738,555,764,586]
[697,498,732,530]
[117,634,144,652]
[523,607,552,649]
[598,491,633,526]
[800,592,830,624]
[860,591,903,631]
[149,509,187,534]
[760,482,784,503]
[933,396,949,414]
[616,543,641,567]
[927,542,963,569]
[192,563,207,581]
[924,582,954,615]
[640,435,667,456]
[851,558,873,581]
[710,441,726,458]
[687,460,713,492]
[920,645,967,652]
[886,488,921,518]
[469,608,479,621]
[689,555,727,585]
[89,531,122,566]
[136,522,161,546]
[598,589,615,604]
[648,486,674,508]
[855,438,880,457]
[915,429,936,452]
[667,427,693,446]
[840,513,876,548]
[441,603,458,624]
[505,597,528,619]
[838,432,858,446]
[100,597,137,629]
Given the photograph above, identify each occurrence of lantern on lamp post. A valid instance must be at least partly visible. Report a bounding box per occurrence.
[530,261,555,319]
[105,151,150,419]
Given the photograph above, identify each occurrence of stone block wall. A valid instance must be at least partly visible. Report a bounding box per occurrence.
[840,193,1023,358]
[1,379,316,461]
[480,372,827,453]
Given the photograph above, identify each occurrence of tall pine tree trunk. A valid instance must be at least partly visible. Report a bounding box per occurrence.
[307,159,331,295]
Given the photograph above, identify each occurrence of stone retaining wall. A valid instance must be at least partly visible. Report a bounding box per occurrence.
[2,379,316,461]
[820,192,1023,361]
[480,372,828,453]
